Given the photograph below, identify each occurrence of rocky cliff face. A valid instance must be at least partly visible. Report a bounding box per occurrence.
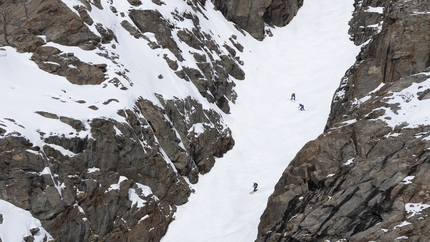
[257,1,430,241]
[212,0,303,40]
[0,0,242,241]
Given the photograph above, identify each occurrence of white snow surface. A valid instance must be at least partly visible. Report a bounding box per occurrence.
[405,203,430,218]
[0,200,52,241]
[393,221,412,230]
[378,77,430,128]
[162,0,360,241]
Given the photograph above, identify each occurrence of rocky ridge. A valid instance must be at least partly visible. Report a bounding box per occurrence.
[257,0,430,241]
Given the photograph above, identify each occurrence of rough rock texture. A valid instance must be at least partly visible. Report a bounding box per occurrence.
[258,118,430,242]
[135,96,235,184]
[0,0,246,113]
[31,46,107,85]
[329,0,430,127]
[257,1,430,241]
[0,0,111,85]
[126,3,244,113]
[0,0,100,52]
[0,94,234,241]
[211,0,303,40]
[0,0,235,241]
[129,9,184,61]
[0,121,184,242]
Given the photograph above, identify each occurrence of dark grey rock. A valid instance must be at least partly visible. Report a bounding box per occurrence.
[211,0,303,40]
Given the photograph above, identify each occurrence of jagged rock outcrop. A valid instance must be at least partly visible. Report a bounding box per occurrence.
[330,0,430,127]
[0,0,100,52]
[126,4,244,113]
[135,96,235,184]
[31,46,107,85]
[1,0,244,112]
[0,94,234,241]
[258,116,430,241]
[211,0,303,40]
[0,127,185,241]
[257,1,430,241]
[129,9,184,61]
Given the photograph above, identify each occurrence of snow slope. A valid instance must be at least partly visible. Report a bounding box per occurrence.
[0,200,53,241]
[161,0,360,241]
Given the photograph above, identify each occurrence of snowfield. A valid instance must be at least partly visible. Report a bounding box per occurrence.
[0,200,53,241]
[162,0,360,241]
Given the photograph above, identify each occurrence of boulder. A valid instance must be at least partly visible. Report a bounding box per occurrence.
[31,46,106,85]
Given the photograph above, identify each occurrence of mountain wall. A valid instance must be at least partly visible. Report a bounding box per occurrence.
[257,0,430,241]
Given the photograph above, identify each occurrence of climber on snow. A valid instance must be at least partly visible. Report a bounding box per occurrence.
[253,182,258,191]
[291,93,296,100]
[298,103,305,111]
